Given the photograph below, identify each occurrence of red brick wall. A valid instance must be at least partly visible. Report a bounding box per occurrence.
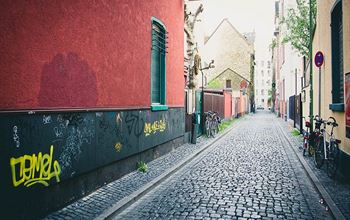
[0,0,184,109]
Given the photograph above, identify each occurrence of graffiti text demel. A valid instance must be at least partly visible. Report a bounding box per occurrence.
[10,145,61,187]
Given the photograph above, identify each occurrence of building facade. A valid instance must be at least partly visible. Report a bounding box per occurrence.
[201,19,254,115]
[273,0,304,125]
[255,59,273,109]
[304,0,350,178]
[0,1,184,218]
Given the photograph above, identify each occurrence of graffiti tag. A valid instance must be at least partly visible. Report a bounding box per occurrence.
[125,112,144,137]
[10,145,61,187]
[144,119,166,137]
[43,115,52,124]
[13,126,20,148]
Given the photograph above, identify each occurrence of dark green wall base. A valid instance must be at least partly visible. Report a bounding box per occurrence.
[8,135,184,220]
[338,150,350,183]
[0,107,185,219]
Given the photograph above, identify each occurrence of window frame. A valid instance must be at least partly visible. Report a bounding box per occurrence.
[329,0,344,112]
[150,17,168,111]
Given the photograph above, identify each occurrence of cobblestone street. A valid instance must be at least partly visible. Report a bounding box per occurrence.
[115,111,332,219]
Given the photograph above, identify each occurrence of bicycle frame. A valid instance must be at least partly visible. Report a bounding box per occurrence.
[319,120,336,160]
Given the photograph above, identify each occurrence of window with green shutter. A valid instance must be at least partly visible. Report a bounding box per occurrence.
[151,17,168,111]
[330,1,344,112]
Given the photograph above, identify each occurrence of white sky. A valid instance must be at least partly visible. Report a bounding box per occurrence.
[193,0,276,61]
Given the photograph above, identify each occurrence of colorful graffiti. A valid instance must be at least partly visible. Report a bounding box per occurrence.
[10,145,61,187]
[144,119,166,137]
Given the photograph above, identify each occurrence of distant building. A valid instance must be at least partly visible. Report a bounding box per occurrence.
[200,19,255,114]
[255,59,273,109]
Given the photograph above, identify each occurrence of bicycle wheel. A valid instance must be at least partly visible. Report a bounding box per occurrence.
[302,136,308,156]
[314,136,325,168]
[327,142,339,179]
[308,133,316,156]
[205,120,211,138]
[210,120,216,137]
[308,143,315,157]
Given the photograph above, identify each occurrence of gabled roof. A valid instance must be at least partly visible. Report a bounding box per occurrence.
[204,18,253,48]
[210,67,251,84]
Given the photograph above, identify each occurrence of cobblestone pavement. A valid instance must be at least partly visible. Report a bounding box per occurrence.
[44,125,227,219]
[116,111,332,219]
[284,121,350,219]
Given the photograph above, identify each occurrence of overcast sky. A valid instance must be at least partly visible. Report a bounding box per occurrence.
[193,0,276,61]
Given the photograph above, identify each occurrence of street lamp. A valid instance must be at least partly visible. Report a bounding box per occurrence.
[200,60,215,133]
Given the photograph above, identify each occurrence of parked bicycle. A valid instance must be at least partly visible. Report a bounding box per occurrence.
[302,116,312,156]
[314,116,341,178]
[301,115,323,157]
[204,111,221,138]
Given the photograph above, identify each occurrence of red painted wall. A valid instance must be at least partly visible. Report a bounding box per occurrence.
[224,91,232,119]
[0,0,184,110]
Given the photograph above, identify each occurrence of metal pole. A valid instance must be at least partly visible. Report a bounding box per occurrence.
[309,0,314,132]
[202,70,204,134]
[294,69,297,128]
[318,67,321,116]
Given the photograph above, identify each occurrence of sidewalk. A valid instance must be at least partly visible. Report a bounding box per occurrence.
[279,118,350,219]
[44,116,246,220]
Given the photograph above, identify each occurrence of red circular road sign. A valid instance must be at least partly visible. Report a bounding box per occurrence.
[314,51,324,68]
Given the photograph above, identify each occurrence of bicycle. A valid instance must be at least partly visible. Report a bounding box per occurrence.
[314,116,341,178]
[204,111,221,138]
[302,116,312,156]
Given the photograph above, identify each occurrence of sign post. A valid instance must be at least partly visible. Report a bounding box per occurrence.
[315,51,324,116]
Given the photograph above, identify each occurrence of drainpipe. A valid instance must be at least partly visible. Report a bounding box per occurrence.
[309,0,314,132]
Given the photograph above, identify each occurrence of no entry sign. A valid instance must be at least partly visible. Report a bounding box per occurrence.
[315,51,324,68]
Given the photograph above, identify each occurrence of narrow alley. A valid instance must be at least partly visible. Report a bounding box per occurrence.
[115,111,331,219]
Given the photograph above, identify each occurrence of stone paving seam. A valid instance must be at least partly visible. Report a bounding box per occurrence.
[275,118,345,220]
[100,117,247,219]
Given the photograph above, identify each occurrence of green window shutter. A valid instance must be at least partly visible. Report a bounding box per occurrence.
[151,41,161,103]
[151,18,167,108]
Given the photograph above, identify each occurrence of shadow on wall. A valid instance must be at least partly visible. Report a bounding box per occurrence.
[38,52,98,107]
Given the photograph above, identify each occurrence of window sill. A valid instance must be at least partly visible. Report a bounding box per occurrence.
[329,103,344,112]
[151,104,168,111]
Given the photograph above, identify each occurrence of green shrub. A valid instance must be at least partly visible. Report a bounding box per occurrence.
[136,161,148,173]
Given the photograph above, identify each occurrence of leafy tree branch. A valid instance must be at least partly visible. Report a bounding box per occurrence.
[281,0,316,58]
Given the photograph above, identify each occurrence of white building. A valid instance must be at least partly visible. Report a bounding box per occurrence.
[276,0,303,121]
[255,58,273,109]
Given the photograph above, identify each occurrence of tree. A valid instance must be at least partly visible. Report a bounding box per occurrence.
[281,0,316,58]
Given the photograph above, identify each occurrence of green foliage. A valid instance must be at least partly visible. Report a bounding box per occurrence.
[219,118,236,132]
[269,38,278,50]
[291,129,301,136]
[281,0,316,58]
[207,79,221,89]
[136,161,148,173]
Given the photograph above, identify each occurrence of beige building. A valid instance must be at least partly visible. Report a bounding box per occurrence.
[303,0,350,178]
[200,19,254,86]
[199,19,254,113]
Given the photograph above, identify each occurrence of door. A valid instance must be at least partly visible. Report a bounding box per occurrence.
[195,90,203,136]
